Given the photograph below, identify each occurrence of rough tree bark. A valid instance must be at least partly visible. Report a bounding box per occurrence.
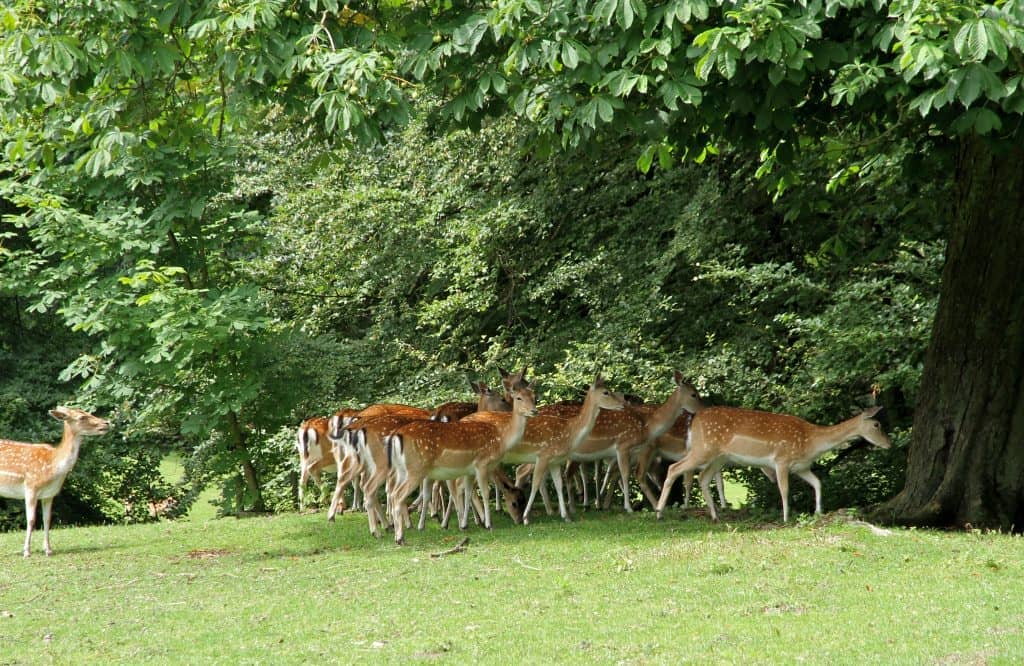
[870,137,1024,531]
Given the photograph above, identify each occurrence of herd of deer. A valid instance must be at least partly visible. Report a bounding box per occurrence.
[0,369,890,557]
[294,368,891,546]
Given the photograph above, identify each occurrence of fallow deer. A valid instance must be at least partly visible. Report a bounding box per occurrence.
[656,405,891,522]
[568,371,702,512]
[296,416,334,510]
[491,375,627,523]
[0,407,110,557]
[328,413,426,533]
[386,387,537,544]
[431,381,512,422]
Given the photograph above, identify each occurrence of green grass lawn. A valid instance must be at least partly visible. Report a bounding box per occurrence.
[1,505,1022,664]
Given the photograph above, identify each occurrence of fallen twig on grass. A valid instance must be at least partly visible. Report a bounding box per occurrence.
[512,557,540,571]
[850,520,893,537]
[430,537,469,559]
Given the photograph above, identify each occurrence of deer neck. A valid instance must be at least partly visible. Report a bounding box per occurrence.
[807,415,863,459]
[568,393,606,450]
[643,388,689,442]
[497,410,531,454]
[53,423,84,475]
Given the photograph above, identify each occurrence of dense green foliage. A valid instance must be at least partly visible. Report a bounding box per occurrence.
[4,0,1009,526]
[237,107,941,515]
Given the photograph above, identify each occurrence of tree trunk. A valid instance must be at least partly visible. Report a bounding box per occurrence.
[227,411,266,513]
[870,138,1024,531]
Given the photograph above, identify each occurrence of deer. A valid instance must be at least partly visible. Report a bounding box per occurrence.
[386,386,537,545]
[431,381,512,422]
[656,405,891,523]
[310,405,423,513]
[325,425,367,524]
[495,374,628,523]
[328,412,428,534]
[0,406,110,557]
[634,411,728,511]
[567,371,703,513]
[296,415,343,510]
[352,403,432,421]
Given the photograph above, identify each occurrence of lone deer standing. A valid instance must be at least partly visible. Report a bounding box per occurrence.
[1,407,110,556]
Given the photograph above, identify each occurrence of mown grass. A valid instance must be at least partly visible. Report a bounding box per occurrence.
[1,505,1022,665]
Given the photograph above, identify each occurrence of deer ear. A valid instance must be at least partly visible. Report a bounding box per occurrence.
[673,369,685,385]
[470,380,481,394]
[863,406,883,418]
[499,367,510,379]
[593,373,605,387]
[50,406,70,421]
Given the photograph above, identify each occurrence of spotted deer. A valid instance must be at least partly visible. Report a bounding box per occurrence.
[656,405,890,522]
[386,387,537,544]
[490,375,627,523]
[431,381,511,422]
[568,371,702,512]
[1,407,110,557]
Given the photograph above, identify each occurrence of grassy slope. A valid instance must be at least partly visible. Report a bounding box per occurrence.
[1,507,1022,664]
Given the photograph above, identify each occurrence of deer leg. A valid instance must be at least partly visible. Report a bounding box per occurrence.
[41,497,55,556]
[440,481,454,529]
[563,461,578,514]
[682,469,694,508]
[716,470,728,509]
[417,478,431,531]
[522,458,548,525]
[636,446,659,510]
[327,473,348,522]
[22,491,37,558]
[538,479,553,515]
[795,469,823,515]
[475,467,493,530]
[364,464,388,537]
[549,463,571,522]
[615,448,633,512]
[297,465,308,509]
[310,468,325,509]
[774,463,791,523]
[351,480,362,513]
[363,479,382,538]
[656,453,704,519]
[390,477,417,545]
[698,459,726,522]
[567,460,585,507]
[470,478,490,527]
[461,478,475,530]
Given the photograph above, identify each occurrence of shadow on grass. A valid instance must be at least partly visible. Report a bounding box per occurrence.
[237,504,788,563]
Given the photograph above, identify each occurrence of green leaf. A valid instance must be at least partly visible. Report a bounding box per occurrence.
[637,144,656,172]
[453,15,489,54]
[717,47,738,79]
[594,0,617,25]
[954,20,988,62]
[617,0,635,30]
[562,41,579,69]
[957,66,982,107]
[973,108,1001,134]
